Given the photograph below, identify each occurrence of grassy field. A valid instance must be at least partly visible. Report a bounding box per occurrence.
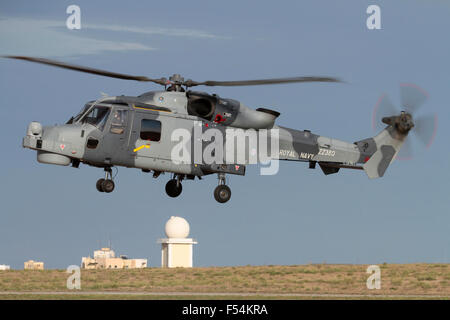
[0,263,448,299]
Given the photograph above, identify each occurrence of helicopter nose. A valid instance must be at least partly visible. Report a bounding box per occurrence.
[23,122,73,166]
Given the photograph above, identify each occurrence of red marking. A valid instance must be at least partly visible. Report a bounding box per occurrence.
[235,165,240,170]
[205,123,209,127]
[364,156,370,163]
[60,144,65,151]
[214,114,226,123]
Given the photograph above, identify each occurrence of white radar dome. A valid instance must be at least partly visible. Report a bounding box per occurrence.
[165,216,190,238]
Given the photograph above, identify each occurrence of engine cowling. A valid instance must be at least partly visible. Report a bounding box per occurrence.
[187,91,280,129]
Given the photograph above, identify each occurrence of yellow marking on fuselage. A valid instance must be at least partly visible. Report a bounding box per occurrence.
[133,104,172,113]
[133,144,150,152]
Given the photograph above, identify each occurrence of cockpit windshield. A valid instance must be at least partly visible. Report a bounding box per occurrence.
[73,103,92,123]
[80,106,111,130]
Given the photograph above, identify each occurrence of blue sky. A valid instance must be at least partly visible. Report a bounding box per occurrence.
[0,0,449,269]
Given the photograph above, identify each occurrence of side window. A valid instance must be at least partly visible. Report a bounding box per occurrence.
[140,119,161,141]
[110,110,128,134]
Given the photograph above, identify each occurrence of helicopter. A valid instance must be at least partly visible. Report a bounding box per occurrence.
[4,56,434,203]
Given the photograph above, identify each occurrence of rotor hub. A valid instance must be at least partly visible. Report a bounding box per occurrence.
[382,111,414,134]
[168,74,184,84]
[397,111,414,133]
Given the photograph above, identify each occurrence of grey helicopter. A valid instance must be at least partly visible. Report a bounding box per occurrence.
[4,56,435,203]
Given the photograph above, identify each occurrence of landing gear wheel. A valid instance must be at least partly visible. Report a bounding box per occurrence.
[96,179,105,192]
[96,167,116,193]
[166,179,182,198]
[101,179,115,193]
[214,185,231,203]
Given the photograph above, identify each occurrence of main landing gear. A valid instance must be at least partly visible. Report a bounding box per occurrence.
[164,173,231,203]
[165,174,183,198]
[96,167,115,193]
[214,173,231,203]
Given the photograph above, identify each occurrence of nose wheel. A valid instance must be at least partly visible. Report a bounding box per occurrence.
[96,167,115,193]
[214,173,231,203]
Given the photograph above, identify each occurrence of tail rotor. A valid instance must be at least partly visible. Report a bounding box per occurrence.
[372,83,437,160]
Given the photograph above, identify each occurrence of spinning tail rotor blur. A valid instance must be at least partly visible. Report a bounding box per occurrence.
[372,83,437,160]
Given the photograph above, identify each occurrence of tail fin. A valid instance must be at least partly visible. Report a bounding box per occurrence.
[362,127,406,179]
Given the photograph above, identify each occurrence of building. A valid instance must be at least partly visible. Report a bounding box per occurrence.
[94,247,116,259]
[0,265,10,271]
[24,260,44,270]
[81,247,147,269]
[158,216,197,268]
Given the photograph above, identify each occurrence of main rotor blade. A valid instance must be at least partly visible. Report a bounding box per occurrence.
[185,76,342,87]
[400,83,428,114]
[3,55,167,85]
[414,114,437,147]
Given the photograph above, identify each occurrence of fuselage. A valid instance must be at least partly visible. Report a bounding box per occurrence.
[23,90,371,177]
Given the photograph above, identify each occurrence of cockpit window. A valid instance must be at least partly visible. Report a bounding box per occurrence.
[110,110,128,134]
[73,103,92,122]
[81,106,110,131]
